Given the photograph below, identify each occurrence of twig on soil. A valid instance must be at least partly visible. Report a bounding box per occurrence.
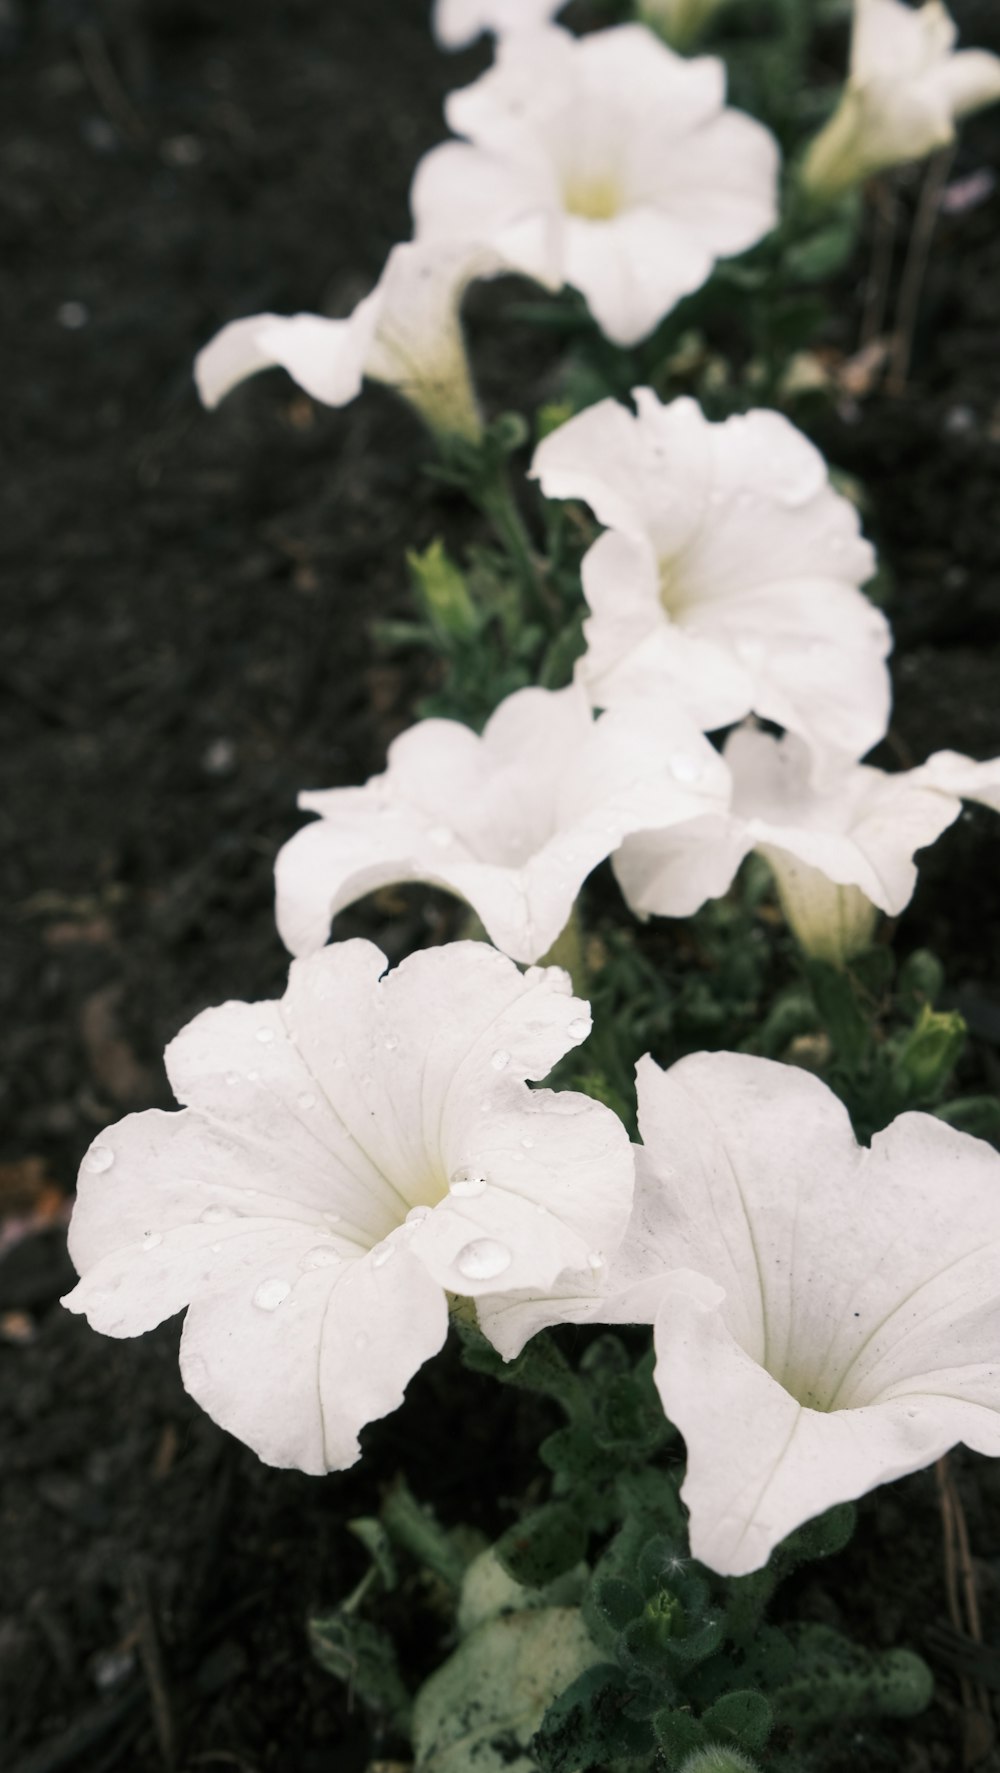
[935,1457,994,1767]
[127,1559,178,1772]
[10,1692,144,1773]
[887,147,956,395]
[75,25,148,147]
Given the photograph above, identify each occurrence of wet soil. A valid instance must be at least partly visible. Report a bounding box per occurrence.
[3,1,1000,1769]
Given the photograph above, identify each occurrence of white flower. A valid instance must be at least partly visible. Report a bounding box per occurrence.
[433,0,567,51]
[275,682,729,967]
[615,725,1000,964]
[411,25,779,347]
[802,0,1000,198]
[63,942,633,1473]
[195,239,502,442]
[532,393,891,772]
[482,1050,1000,1576]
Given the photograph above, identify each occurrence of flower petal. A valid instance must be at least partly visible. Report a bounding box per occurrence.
[195,304,379,409]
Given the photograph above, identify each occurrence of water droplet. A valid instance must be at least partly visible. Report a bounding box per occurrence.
[479,1097,492,1113]
[405,1205,431,1227]
[354,1331,369,1352]
[491,1049,510,1071]
[297,1090,317,1111]
[568,1016,591,1040]
[210,1243,222,1254]
[141,1231,162,1252]
[449,1165,488,1199]
[456,1238,512,1282]
[520,1136,534,1149]
[333,1053,347,1069]
[200,1204,235,1224]
[669,752,702,785]
[225,1071,240,1087]
[587,1251,605,1272]
[383,1034,399,1052]
[428,825,453,848]
[372,1240,395,1269]
[253,1278,290,1311]
[247,1069,259,1082]
[256,1026,275,1044]
[84,1145,114,1174]
[303,1245,340,1269]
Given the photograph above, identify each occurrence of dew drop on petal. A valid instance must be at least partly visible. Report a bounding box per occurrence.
[568,1017,591,1040]
[372,1240,396,1269]
[354,1331,369,1352]
[479,1097,492,1113]
[141,1231,162,1252]
[323,1211,342,1228]
[256,1026,275,1044]
[405,1205,431,1227]
[669,752,703,785]
[253,1278,290,1311]
[428,825,453,848]
[449,1165,488,1199]
[303,1245,340,1269]
[247,1069,259,1082]
[200,1204,236,1224]
[84,1145,114,1174]
[383,1034,399,1052]
[455,1238,512,1281]
[587,1251,605,1272]
[225,1072,240,1087]
[297,1091,317,1111]
[520,1136,534,1150]
[491,1049,510,1072]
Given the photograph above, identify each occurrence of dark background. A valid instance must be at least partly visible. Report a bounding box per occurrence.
[3,1,1000,1767]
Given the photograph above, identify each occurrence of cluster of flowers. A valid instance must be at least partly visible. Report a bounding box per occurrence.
[66,0,1000,1579]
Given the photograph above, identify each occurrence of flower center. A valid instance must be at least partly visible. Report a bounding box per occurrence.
[562,172,622,221]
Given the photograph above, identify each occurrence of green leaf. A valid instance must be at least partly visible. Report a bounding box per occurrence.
[308,1609,412,1732]
[495,1504,589,1589]
[412,1607,602,1773]
[654,1707,709,1768]
[772,1624,933,1732]
[533,1664,654,1772]
[806,960,871,1066]
[701,1690,772,1753]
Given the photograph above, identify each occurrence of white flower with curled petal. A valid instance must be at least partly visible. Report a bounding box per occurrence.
[411,25,779,348]
[481,1050,1000,1576]
[432,0,567,51]
[803,0,1000,199]
[275,681,729,967]
[195,239,502,442]
[613,724,1000,964]
[62,942,633,1474]
[532,391,891,773]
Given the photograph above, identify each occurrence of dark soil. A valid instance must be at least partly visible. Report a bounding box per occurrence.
[3,2,1000,1769]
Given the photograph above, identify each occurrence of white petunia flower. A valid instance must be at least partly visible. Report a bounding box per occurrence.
[481,1051,1000,1576]
[432,0,568,51]
[275,681,729,967]
[63,942,633,1473]
[613,724,1000,964]
[802,0,1000,199]
[195,239,502,442]
[532,392,891,772]
[411,25,779,347]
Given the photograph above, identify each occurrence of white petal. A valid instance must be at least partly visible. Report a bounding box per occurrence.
[276,683,728,965]
[411,1084,634,1298]
[195,303,379,410]
[614,813,751,921]
[411,141,562,289]
[935,49,1000,120]
[432,0,566,50]
[914,748,1000,813]
[654,1280,980,1576]
[562,209,713,349]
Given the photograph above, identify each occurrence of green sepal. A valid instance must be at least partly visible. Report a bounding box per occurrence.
[308,1609,412,1733]
[701,1689,773,1754]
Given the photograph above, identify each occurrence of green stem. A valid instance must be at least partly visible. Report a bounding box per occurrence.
[538,903,588,999]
